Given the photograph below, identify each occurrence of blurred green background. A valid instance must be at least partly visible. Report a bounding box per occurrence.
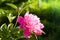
[0,0,60,40]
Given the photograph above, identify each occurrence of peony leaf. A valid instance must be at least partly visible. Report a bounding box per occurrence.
[6,3,17,10]
[7,13,16,23]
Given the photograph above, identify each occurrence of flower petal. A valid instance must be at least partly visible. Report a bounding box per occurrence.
[40,23,44,29]
[34,29,42,35]
[24,29,31,37]
[17,16,23,24]
[25,11,29,16]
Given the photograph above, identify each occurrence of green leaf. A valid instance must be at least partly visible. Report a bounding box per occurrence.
[6,3,17,10]
[0,23,10,38]
[8,23,14,30]
[7,13,16,23]
[1,23,7,30]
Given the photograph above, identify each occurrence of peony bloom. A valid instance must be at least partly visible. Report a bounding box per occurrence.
[17,11,44,37]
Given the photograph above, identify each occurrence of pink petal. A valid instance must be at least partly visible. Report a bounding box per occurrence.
[34,29,42,35]
[40,23,44,29]
[17,16,23,24]
[25,11,29,16]
[24,29,31,37]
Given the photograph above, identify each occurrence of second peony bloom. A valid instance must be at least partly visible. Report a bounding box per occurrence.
[17,11,44,37]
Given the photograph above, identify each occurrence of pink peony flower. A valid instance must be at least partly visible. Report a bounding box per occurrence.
[17,11,44,37]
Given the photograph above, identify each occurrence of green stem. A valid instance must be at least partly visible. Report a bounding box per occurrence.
[35,35,38,40]
[14,21,17,28]
[14,7,21,28]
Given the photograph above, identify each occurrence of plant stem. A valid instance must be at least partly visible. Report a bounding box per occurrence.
[14,6,26,28]
[35,34,38,40]
[14,7,21,28]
